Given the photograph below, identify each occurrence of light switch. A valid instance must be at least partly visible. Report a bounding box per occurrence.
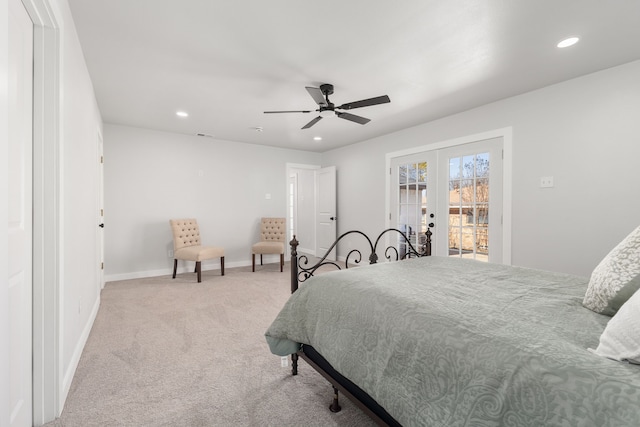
[540,176,554,188]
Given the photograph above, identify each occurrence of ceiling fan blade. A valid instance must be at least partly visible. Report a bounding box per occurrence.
[338,95,390,110]
[336,112,370,125]
[305,87,328,107]
[302,116,323,129]
[264,110,313,114]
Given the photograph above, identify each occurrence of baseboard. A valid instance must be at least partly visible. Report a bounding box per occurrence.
[105,259,254,282]
[297,246,315,256]
[60,292,101,412]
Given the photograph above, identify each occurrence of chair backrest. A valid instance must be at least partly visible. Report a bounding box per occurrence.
[170,219,201,251]
[260,217,286,243]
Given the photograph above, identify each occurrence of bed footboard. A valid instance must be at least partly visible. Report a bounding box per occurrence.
[290,227,431,293]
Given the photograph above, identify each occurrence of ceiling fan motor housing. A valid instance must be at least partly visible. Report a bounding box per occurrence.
[319,83,334,96]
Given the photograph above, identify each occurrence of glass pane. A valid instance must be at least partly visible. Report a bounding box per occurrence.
[476,153,490,178]
[449,157,461,180]
[399,165,407,185]
[418,162,427,183]
[400,186,408,203]
[476,178,489,202]
[476,228,488,254]
[449,227,460,255]
[462,155,475,178]
[449,210,461,227]
[476,205,489,225]
[399,204,409,225]
[460,179,474,204]
[407,163,417,183]
[461,227,474,258]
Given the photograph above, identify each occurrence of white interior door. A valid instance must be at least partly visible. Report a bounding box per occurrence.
[8,0,34,424]
[315,166,337,260]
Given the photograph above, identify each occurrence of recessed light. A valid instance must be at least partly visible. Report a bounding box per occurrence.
[313,136,322,141]
[176,111,189,117]
[557,37,579,48]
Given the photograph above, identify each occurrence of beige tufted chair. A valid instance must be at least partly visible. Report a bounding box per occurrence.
[252,217,286,272]
[170,219,224,282]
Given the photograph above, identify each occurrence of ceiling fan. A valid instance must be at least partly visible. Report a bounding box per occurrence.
[264,83,390,129]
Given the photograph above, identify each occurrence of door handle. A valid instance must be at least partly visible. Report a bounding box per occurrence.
[98,223,104,228]
[330,216,337,221]
[428,222,435,228]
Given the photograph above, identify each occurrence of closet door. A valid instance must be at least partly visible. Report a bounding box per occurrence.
[8,0,34,424]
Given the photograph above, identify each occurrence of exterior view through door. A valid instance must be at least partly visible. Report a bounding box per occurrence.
[391,138,503,262]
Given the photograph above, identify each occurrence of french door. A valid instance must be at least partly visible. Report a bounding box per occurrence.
[390,152,436,257]
[391,138,503,262]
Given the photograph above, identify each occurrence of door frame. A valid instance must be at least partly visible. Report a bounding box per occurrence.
[385,127,513,264]
[22,0,62,422]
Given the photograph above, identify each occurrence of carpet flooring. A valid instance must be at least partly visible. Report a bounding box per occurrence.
[44,262,376,427]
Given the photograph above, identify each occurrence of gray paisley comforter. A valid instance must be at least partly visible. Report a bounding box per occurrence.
[265,256,640,426]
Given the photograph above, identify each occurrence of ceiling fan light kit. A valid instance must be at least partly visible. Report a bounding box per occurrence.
[264,83,390,129]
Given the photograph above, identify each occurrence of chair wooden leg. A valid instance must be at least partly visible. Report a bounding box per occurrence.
[252,254,255,272]
[220,256,225,276]
[280,254,284,272]
[196,261,202,282]
[172,259,177,279]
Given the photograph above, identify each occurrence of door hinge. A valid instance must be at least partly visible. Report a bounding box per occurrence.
[100,155,104,163]
[100,208,104,216]
[101,262,104,270]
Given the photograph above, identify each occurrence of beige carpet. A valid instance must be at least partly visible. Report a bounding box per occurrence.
[45,262,376,427]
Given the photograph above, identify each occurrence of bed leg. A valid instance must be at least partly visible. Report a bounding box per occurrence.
[291,353,298,376]
[329,386,342,413]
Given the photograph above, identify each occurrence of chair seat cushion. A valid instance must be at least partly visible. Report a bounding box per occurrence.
[175,245,224,261]
[252,241,285,255]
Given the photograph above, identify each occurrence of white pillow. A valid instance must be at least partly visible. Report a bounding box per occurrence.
[583,225,640,316]
[592,289,640,364]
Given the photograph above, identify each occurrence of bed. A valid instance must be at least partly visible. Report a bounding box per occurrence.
[265,227,640,426]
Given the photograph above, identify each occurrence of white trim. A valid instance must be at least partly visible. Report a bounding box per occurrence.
[60,293,99,407]
[104,260,255,283]
[385,127,512,264]
[23,0,62,423]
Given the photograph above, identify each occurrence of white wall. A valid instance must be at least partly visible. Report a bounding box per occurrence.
[321,60,640,277]
[57,0,104,408]
[103,124,321,280]
[1,0,11,424]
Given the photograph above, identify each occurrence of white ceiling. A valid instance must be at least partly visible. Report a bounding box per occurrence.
[68,0,640,153]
